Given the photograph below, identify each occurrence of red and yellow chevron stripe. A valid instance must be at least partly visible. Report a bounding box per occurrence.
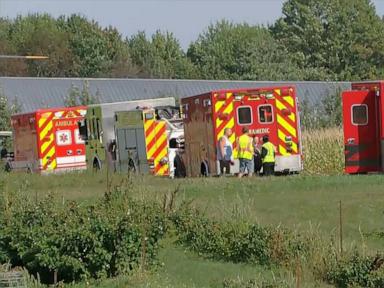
[214,92,236,152]
[274,89,299,156]
[38,112,57,170]
[144,116,169,176]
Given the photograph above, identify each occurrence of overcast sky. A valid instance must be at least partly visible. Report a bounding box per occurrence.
[1,0,384,49]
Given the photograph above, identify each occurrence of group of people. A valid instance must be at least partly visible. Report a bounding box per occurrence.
[217,127,276,177]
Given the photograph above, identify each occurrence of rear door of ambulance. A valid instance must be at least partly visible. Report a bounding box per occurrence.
[53,113,85,170]
[273,88,301,172]
[231,88,301,173]
[342,90,380,173]
[115,110,148,173]
[231,91,278,173]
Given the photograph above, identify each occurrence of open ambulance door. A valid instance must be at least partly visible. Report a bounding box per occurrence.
[342,90,380,173]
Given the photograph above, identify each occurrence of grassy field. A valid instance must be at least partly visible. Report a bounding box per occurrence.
[2,171,384,287]
[6,172,384,244]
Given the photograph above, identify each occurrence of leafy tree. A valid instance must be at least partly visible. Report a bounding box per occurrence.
[59,15,112,77]
[187,20,303,80]
[59,14,139,78]
[0,18,28,76]
[299,96,320,130]
[79,80,98,105]
[319,88,342,127]
[272,0,384,80]
[129,30,198,79]
[299,89,343,130]
[1,14,139,78]
[65,81,98,107]
[0,87,20,131]
[7,14,75,77]
[104,27,140,78]
[64,83,81,107]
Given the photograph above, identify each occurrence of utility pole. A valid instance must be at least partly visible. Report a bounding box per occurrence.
[0,55,49,76]
[0,55,49,60]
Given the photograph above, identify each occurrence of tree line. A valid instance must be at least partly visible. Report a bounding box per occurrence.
[1,0,384,81]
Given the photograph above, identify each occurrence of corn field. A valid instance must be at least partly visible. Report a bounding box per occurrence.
[302,128,344,175]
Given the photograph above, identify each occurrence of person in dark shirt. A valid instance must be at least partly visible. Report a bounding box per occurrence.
[0,147,8,159]
[253,136,262,175]
[261,135,276,176]
[174,150,186,178]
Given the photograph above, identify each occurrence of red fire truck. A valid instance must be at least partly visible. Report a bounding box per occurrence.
[342,81,384,174]
[8,106,87,173]
[181,86,303,177]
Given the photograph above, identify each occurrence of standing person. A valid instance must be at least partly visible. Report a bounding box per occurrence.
[253,136,262,175]
[217,127,233,175]
[174,149,186,178]
[261,135,276,176]
[108,139,117,172]
[236,127,254,178]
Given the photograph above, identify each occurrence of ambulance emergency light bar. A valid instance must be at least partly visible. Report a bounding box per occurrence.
[233,87,294,99]
[233,91,274,100]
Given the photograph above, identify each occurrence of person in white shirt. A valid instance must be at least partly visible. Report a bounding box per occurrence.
[217,128,233,175]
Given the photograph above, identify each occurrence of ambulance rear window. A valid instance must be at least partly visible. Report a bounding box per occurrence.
[237,106,252,125]
[352,105,368,125]
[259,105,274,123]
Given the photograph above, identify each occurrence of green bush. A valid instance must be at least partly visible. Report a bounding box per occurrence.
[172,205,384,287]
[324,251,384,288]
[171,205,307,266]
[0,186,166,284]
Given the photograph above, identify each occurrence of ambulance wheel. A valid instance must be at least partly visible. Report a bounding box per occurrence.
[128,158,137,173]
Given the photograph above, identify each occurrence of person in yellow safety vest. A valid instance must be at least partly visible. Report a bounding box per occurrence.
[236,126,254,178]
[261,134,276,176]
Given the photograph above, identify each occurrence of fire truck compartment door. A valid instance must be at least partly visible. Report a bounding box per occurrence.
[116,127,148,173]
[342,90,380,173]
